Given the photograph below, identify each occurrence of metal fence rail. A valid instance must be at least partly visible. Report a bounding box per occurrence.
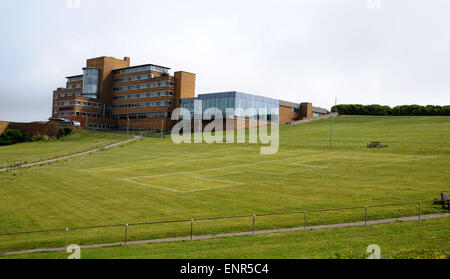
[0,199,447,252]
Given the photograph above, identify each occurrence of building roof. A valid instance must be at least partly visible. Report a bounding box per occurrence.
[312,106,329,114]
[279,100,300,109]
[65,74,83,79]
[197,91,279,103]
[113,63,171,72]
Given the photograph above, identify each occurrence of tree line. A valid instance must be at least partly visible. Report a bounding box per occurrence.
[331,104,450,116]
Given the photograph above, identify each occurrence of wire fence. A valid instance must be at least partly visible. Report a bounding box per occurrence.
[287,139,450,152]
[0,199,448,254]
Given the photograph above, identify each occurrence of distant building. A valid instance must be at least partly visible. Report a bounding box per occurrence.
[51,56,328,131]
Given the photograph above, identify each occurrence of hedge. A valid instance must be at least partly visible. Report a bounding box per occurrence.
[331,104,450,116]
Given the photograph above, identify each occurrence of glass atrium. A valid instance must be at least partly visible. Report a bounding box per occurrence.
[180,91,279,121]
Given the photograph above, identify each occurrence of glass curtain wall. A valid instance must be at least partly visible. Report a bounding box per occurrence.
[180,92,279,121]
[82,68,100,99]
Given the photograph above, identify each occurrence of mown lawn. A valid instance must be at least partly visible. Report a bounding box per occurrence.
[0,130,131,167]
[2,217,448,259]
[0,116,448,255]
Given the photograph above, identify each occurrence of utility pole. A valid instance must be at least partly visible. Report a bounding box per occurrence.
[161,119,164,139]
[330,98,337,148]
[127,115,129,136]
[85,115,88,130]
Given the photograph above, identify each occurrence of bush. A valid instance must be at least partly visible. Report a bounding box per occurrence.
[367,142,388,148]
[0,129,28,146]
[30,134,51,142]
[332,104,449,116]
[63,127,73,136]
[56,129,65,139]
[56,127,73,139]
[0,138,13,146]
[31,134,42,141]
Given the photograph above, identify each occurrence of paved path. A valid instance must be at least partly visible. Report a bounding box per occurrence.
[0,136,142,173]
[1,213,447,256]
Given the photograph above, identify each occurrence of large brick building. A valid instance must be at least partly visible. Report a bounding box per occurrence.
[51,56,195,131]
[51,56,327,131]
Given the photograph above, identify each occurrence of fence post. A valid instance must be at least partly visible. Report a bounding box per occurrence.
[364,206,368,226]
[252,215,256,235]
[190,219,194,241]
[124,224,128,245]
[304,211,308,231]
[65,228,69,249]
[418,202,422,221]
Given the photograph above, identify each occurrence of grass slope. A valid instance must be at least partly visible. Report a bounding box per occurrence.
[0,130,131,167]
[0,116,449,254]
[2,217,448,259]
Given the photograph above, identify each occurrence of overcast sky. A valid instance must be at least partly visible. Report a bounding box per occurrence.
[0,0,449,122]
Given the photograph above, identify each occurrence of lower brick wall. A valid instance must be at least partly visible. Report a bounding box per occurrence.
[0,121,9,134]
[5,122,64,137]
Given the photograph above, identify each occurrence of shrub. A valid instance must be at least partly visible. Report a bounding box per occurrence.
[0,138,13,146]
[31,134,42,141]
[63,127,73,136]
[56,128,65,139]
[56,127,73,139]
[367,142,388,148]
[0,129,28,146]
[31,134,51,141]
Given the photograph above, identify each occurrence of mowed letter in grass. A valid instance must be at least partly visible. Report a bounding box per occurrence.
[0,116,449,254]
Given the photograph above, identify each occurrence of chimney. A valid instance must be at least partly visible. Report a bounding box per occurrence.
[124,57,131,64]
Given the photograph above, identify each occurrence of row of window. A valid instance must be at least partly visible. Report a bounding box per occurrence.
[55,111,102,118]
[113,91,174,100]
[113,80,174,92]
[112,100,173,109]
[54,111,169,119]
[88,124,112,130]
[68,84,82,89]
[115,65,169,75]
[114,74,159,83]
[112,111,169,120]
[55,92,82,99]
[54,100,102,108]
[67,76,83,82]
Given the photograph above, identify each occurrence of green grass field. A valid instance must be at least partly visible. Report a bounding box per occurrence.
[0,130,131,167]
[2,217,448,259]
[0,116,449,257]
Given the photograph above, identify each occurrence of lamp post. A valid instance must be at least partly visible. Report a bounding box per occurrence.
[330,98,337,148]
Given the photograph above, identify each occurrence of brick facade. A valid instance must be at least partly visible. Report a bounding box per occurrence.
[51,56,327,131]
[51,56,196,131]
